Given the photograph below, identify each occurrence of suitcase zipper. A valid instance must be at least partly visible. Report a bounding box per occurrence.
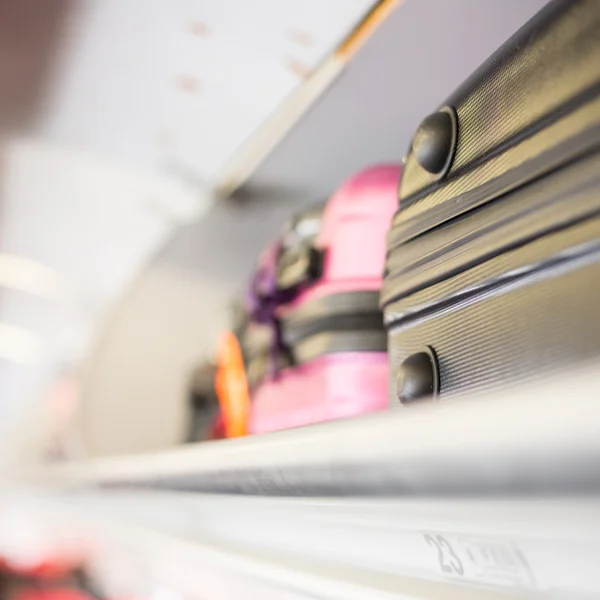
[383,150,600,307]
[385,220,600,329]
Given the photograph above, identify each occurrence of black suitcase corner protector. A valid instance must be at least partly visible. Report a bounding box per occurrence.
[398,0,600,208]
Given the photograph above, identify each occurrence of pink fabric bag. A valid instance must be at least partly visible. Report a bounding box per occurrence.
[246,165,401,433]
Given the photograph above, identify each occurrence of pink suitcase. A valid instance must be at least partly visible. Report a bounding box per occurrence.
[246,165,401,434]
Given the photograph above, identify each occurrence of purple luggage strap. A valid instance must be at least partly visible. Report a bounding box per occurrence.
[247,242,298,378]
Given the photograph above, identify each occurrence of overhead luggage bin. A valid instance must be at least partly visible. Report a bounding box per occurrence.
[25,363,600,600]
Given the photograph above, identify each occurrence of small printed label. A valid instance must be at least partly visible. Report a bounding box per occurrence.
[421,532,537,588]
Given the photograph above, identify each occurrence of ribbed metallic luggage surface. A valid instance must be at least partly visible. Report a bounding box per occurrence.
[384,0,600,403]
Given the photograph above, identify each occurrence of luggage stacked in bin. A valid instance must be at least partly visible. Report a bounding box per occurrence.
[187,208,326,440]
[247,165,401,433]
[186,298,253,442]
[381,0,600,404]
